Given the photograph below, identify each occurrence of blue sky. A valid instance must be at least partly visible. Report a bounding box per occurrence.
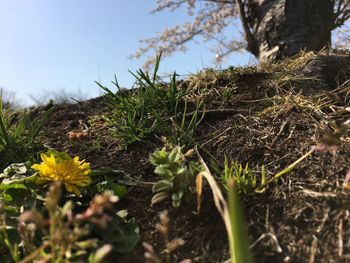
[0,1,253,105]
[1,1,349,106]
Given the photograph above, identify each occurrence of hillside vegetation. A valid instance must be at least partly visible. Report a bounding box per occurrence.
[1,51,350,262]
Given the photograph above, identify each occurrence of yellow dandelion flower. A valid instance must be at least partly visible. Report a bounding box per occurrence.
[32,152,91,196]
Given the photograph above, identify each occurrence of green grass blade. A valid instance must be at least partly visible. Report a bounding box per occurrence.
[152,52,162,84]
[0,94,10,146]
[227,179,253,263]
[269,148,314,183]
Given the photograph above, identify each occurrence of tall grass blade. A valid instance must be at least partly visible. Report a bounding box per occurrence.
[195,147,253,263]
[227,179,253,263]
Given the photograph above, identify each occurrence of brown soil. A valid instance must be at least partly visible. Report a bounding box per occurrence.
[39,53,350,263]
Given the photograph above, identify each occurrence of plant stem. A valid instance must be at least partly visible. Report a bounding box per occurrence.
[255,148,314,192]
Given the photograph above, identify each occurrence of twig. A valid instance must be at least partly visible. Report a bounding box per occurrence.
[316,208,329,233]
[256,149,314,191]
[118,180,154,187]
[19,242,50,263]
[250,233,282,253]
[265,206,270,230]
[338,219,344,257]
[271,115,291,146]
[300,188,337,198]
[104,169,155,187]
[308,235,318,263]
[265,153,292,167]
[200,127,234,147]
[185,108,253,118]
[78,119,89,131]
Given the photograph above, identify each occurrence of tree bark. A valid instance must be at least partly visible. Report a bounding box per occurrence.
[247,0,335,63]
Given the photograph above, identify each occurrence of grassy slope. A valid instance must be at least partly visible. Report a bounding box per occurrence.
[38,51,350,262]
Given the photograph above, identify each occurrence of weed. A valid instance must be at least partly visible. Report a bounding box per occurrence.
[0,94,52,170]
[220,157,266,195]
[150,143,202,207]
[1,182,116,262]
[187,68,224,92]
[98,54,188,148]
[169,100,205,149]
[218,149,314,195]
[226,179,253,263]
[0,153,139,261]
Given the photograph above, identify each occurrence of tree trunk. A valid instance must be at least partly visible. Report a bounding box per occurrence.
[247,0,335,63]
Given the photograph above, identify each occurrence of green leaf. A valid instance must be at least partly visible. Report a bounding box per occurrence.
[172,198,182,208]
[154,165,172,179]
[112,219,140,254]
[151,192,170,205]
[1,174,37,185]
[168,147,181,162]
[0,192,13,202]
[88,244,112,263]
[172,189,184,201]
[172,189,184,207]
[94,215,140,254]
[152,180,173,193]
[227,181,253,263]
[2,163,28,176]
[0,183,26,191]
[109,184,127,198]
[117,209,128,219]
[176,167,187,175]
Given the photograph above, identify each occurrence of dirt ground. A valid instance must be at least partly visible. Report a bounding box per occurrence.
[39,53,350,263]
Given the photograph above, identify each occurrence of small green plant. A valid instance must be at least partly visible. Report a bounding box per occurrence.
[219,148,314,195]
[0,151,128,213]
[0,94,52,170]
[150,143,202,207]
[1,182,117,262]
[220,157,266,195]
[0,152,139,262]
[97,54,188,147]
[221,87,236,102]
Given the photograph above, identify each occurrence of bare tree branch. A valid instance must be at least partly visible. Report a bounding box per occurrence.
[333,0,350,28]
[130,1,239,69]
[235,0,257,55]
[133,0,350,68]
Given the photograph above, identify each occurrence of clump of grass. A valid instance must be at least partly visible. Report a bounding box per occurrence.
[98,54,191,148]
[260,50,318,74]
[313,82,350,149]
[169,100,205,149]
[0,94,52,170]
[220,157,266,195]
[187,68,225,92]
[260,87,326,121]
[195,146,313,263]
[98,53,205,149]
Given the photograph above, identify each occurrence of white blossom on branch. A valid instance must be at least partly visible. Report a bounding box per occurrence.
[131,0,350,68]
